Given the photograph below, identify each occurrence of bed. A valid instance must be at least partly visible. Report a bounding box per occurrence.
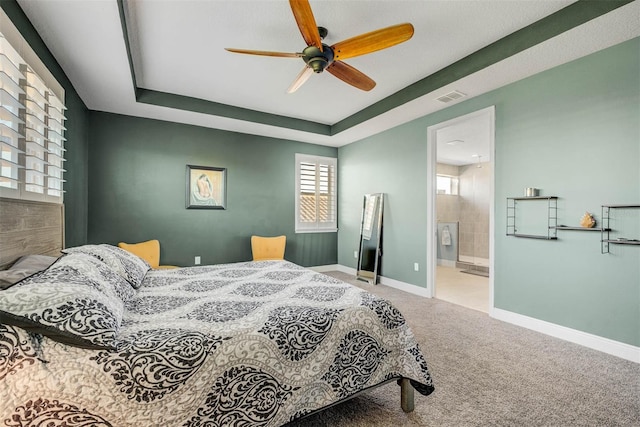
[0,242,434,426]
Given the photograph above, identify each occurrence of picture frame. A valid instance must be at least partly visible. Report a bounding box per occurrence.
[186,165,227,209]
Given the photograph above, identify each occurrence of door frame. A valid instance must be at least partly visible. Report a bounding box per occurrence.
[425,106,495,313]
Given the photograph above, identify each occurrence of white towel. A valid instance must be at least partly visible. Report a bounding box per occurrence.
[441,226,452,246]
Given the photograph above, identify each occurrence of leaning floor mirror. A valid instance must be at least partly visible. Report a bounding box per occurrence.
[356,193,384,285]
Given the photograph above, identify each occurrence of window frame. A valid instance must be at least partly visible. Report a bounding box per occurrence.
[0,10,66,204]
[295,153,338,233]
[436,174,459,195]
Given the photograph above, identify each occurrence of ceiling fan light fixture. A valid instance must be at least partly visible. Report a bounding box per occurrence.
[303,44,334,73]
[308,57,328,73]
[226,0,414,91]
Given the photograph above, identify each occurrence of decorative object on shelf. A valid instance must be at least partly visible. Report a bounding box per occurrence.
[525,187,539,197]
[186,165,227,209]
[579,212,596,228]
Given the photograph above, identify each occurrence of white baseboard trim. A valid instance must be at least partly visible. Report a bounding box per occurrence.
[309,264,352,273]
[378,275,430,297]
[437,259,456,268]
[492,308,640,363]
[310,265,638,363]
[310,264,430,297]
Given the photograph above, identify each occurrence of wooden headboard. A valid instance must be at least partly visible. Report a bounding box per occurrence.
[0,198,64,269]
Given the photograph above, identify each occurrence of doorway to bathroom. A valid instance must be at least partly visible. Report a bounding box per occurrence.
[426,106,494,313]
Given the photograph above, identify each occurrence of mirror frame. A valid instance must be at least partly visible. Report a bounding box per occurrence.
[356,193,384,285]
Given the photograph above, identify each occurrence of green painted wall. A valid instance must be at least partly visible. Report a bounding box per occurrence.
[87,112,337,267]
[339,38,639,346]
[493,39,639,347]
[339,124,430,284]
[5,0,637,346]
[1,0,90,247]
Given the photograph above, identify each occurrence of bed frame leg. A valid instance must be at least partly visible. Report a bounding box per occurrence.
[400,378,414,413]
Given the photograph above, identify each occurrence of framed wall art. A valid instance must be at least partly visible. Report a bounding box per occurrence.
[186,165,227,209]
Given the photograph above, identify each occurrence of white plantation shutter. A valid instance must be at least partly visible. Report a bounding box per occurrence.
[295,153,337,233]
[0,13,66,203]
[0,35,25,192]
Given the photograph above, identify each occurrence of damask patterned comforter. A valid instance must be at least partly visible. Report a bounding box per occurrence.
[0,247,433,426]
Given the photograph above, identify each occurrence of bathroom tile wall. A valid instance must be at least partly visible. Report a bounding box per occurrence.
[458,162,491,260]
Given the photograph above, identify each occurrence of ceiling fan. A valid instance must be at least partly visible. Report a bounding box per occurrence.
[225,0,414,93]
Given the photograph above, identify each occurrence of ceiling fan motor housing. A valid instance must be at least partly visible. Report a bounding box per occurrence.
[302,44,334,73]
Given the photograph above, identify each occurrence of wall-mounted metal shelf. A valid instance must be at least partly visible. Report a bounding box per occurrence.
[507,196,558,240]
[601,204,640,254]
[553,225,611,232]
[602,239,640,245]
[509,233,557,240]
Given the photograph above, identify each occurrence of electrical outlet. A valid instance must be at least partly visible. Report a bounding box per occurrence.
[414,263,419,272]
[354,250,358,259]
[194,256,201,265]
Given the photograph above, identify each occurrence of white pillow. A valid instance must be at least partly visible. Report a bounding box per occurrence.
[0,255,58,290]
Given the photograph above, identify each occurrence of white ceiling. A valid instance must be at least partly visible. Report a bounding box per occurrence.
[15,0,640,156]
[436,111,492,166]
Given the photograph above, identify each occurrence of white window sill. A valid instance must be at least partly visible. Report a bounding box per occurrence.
[295,228,338,234]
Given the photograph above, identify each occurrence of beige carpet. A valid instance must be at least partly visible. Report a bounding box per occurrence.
[285,271,640,427]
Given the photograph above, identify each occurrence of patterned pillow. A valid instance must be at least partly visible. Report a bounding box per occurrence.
[58,253,137,303]
[63,244,150,289]
[0,253,129,349]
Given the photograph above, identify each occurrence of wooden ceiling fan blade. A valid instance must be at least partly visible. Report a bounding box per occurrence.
[289,0,322,50]
[225,48,303,58]
[327,61,376,91]
[287,66,314,93]
[331,23,414,61]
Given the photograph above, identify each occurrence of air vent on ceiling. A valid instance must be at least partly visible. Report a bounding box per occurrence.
[436,90,467,103]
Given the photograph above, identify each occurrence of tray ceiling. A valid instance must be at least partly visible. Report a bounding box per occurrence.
[15,0,640,148]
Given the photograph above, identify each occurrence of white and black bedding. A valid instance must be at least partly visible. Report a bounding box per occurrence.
[0,244,434,426]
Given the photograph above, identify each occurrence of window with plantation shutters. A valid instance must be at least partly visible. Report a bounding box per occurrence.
[295,153,337,233]
[0,11,66,204]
